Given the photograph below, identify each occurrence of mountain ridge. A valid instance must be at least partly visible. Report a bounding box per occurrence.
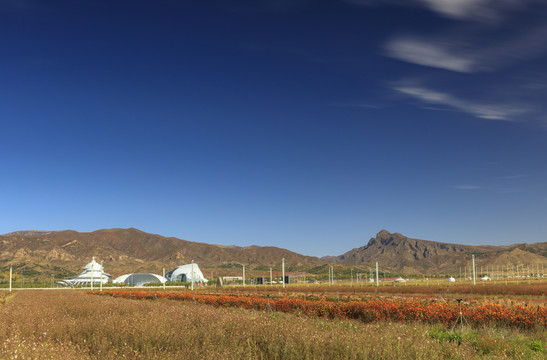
[1,228,546,279]
[0,228,324,278]
[323,229,547,274]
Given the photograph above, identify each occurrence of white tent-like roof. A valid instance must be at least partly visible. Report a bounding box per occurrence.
[58,257,111,286]
[165,263,207,283]
[113,273,165,286]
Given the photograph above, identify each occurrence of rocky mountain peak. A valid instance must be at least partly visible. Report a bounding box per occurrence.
[368,230,399,246]
[376,229,391,238]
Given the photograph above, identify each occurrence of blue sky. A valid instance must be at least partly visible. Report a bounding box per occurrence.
[1,0,546,256]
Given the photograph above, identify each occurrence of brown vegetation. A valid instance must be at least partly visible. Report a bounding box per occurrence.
[216,282,547,300]
[0,290,545,359]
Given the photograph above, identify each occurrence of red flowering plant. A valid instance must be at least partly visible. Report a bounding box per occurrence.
[89,290,546,329]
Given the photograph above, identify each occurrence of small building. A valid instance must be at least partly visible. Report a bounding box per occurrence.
[221,276,243,284]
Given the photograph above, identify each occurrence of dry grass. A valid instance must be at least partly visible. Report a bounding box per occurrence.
[0,290,545,359]
[214,282,547,298]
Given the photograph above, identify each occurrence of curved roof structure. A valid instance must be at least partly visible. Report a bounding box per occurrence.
[165,263,207,283]
[112,274,131,284]
[113,273,165,286]
[58,257,111,286]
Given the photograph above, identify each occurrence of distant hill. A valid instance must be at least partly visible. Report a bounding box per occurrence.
[0,228,324,279]
[1,228,546,281]
[323,230,547,274]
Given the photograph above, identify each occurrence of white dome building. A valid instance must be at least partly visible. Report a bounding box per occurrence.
[59,257,111,286]
[165,263,207,283]
[113,273,166,286]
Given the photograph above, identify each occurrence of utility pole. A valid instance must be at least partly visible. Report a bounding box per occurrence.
[242,264,246,287]
[472,255,476,285]
[282,258,285,288]
[375,262,379,287]
[191,260,194,291]
[9,266,12,292]
[91,259,94,291]
[100,261,103,292]
[270,267,272,286]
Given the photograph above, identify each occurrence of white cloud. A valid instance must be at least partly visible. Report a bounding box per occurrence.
[344,0,527,21]
[418,0,499,20]
[393,86,530,120]
[453,185,481,190]
[385,38,476,73]
[496,174,528,180]
[386,25,547,73]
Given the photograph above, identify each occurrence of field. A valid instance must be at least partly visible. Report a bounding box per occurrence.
[0,283,545,359]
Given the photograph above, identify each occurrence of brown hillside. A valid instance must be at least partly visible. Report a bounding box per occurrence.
[0,228,323,278]
[323,230,547,274]
[2,228,546,279]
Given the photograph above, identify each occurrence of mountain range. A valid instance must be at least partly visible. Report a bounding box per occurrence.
[323,230,547,274]
[0,228,323,279]
[1,228,546,280]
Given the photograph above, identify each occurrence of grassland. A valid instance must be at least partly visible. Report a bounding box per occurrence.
[205,281,547,298]
[0,289,545,359]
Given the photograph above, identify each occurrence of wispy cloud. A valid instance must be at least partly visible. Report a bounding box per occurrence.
[350,0,547,127]
[385,38,476,73]
[453,185,481,190]
[385,25,547,73]
[496,174,529,180]
[454,183,528,193]
[345,0,532,22]
[393,85,531,120]
[418,0,503,21]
